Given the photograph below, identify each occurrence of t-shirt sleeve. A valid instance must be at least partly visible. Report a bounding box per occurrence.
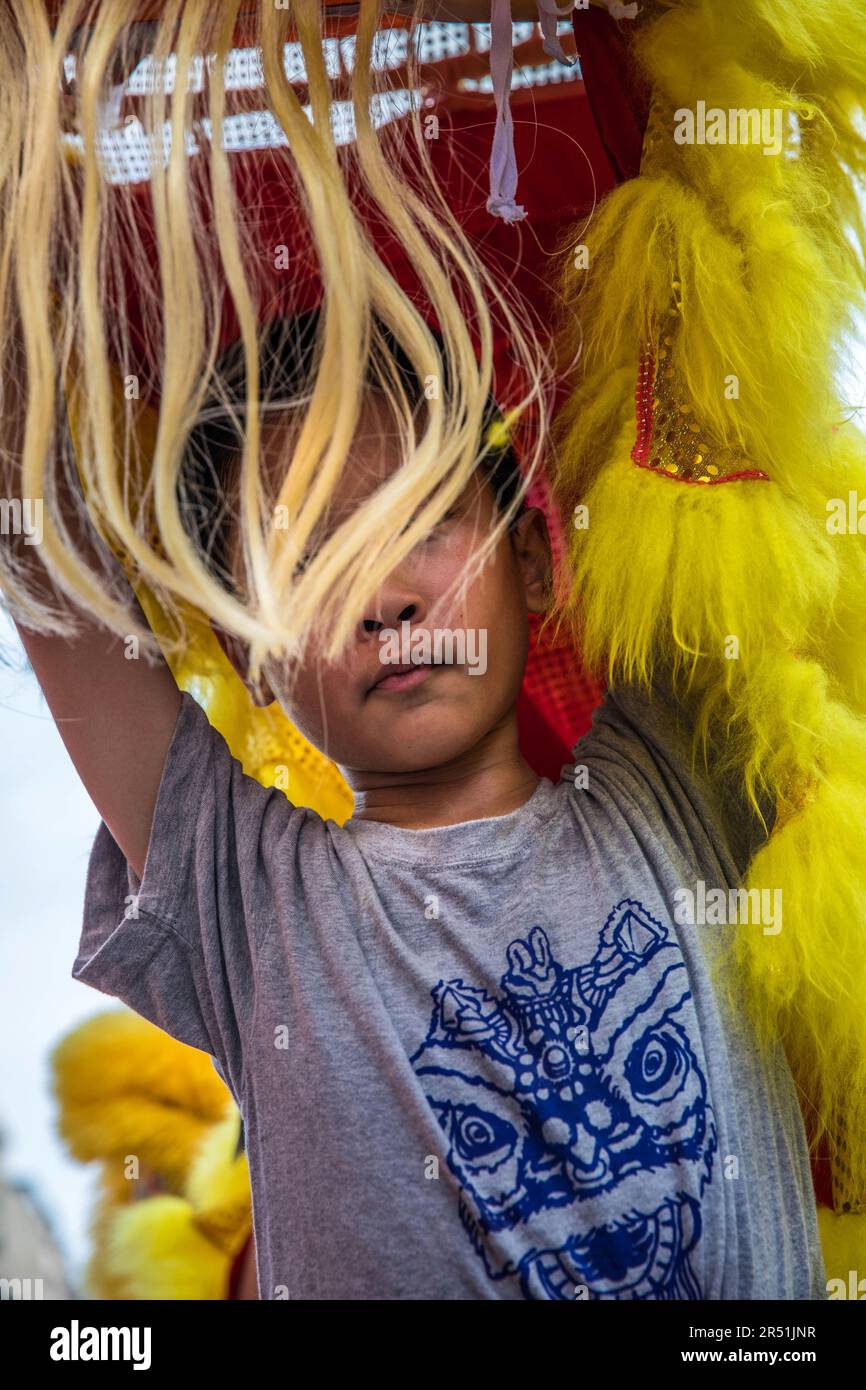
[72,689,306,1103]
[571,674,774,885]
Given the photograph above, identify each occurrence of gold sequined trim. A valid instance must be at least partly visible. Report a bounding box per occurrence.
[632,309,771,485]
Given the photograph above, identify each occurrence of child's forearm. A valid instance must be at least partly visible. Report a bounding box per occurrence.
[3,315,182,881]
[8,506,182,887]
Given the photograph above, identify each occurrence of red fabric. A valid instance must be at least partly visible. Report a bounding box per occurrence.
[226,1237,250,1299]
[572,5,652,185]
[810,1133,835,1210]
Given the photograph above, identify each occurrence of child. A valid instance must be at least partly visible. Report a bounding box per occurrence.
[16,315,825,1302]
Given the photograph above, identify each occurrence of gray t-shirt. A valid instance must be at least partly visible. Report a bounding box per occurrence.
[72,681,826,1300]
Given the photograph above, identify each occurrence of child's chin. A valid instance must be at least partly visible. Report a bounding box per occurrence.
[373,726,482,774]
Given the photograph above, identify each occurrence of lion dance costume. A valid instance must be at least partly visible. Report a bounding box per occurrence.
[15,0,866,1293]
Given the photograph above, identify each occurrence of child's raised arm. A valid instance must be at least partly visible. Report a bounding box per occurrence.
[3,317,181,882]
[14,588,182,885]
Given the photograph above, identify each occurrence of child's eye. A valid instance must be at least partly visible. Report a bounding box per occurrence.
[431,509,458,533]
[399,505,460,540]
[421,508,460,541]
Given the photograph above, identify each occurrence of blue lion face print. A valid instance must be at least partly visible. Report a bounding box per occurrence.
[410,900,716,1299]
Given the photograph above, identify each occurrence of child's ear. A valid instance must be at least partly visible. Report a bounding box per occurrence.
[211,623,276,707]
[512,507,552,614]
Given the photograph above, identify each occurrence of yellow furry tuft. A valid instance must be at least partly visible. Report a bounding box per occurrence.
[51,1008,233,1188]
[552,0,866,1206]
[819,1209,866,1296]
[106,1197,232,1302]
[51,1010,251,1300]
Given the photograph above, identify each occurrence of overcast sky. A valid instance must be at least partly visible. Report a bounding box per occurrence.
[0,612,102,1292]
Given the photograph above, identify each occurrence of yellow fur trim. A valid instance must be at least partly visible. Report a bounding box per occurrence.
[552,0,866,1208]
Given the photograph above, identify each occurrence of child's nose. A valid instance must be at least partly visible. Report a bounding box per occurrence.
[357,598,425,641]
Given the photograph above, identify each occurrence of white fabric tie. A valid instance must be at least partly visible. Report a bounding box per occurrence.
[486,0,639,223]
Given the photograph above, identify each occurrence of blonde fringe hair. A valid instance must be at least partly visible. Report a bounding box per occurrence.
[0,0,550,682]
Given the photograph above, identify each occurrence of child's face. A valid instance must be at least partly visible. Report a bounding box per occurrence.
[218,392,551,779]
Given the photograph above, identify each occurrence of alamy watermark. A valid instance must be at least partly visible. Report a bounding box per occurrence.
[674,101,783,157]
[49,1320,151,1369]
[827,1269,866,1299]
[0,496,43,545]
[826,491,866,534]
[1,1276,44,1299]
[378,620,487,676]
[673,879,782,936]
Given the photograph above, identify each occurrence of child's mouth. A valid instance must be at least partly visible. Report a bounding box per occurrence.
[371,663,435,693]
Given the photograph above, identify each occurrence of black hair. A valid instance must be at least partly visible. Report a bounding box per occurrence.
[180,311,526,592]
